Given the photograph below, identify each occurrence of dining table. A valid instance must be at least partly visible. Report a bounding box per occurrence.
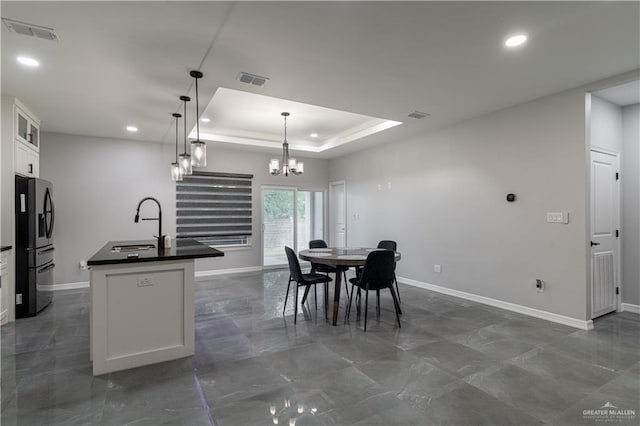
[298,247,401,326]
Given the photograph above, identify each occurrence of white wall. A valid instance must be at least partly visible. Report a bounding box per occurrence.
[590,95,623,152]
[622,103,640,306]
[329,88,589,321]
[41,133,329,284]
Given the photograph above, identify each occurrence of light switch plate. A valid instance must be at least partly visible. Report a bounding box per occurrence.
[547,212,569,224]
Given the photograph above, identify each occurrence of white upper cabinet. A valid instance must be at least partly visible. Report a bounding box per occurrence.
[14,101,40,152]
[3,98,41,178]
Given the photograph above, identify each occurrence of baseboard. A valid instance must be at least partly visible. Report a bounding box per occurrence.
[397,276,594,330]
[621,303,640,314]
[195,266,263,278]
[52,281,90,291]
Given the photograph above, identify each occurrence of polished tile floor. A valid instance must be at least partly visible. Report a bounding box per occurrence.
[1,269,639,425]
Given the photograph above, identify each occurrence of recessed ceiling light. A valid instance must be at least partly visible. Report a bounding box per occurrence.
[17,56,39,67]
[126,125,138,132]
[310,133,318,138]
[200,117,210,123]
[505,34,527,48]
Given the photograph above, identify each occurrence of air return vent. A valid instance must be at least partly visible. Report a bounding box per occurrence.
[408,111,430,119]
[236,72,269,87]
[2,18,58,41]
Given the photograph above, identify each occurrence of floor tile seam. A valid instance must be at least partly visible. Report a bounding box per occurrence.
[543,340,634,372]
[460,368,569,425]
[569,331,640,355]
[583,368,634,397]
[505,358,620,397]
[191,371,216,426]
[506,347,623,381]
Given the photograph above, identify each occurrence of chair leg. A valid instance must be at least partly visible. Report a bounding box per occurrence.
[376,290,380,320]
[345,283,356,324]
[324,283,328,321]
[343,270,349,301]
[294,283,299,324]
[394,272,402,307]
[364,289,369,332]
[314,284,318,312]
[389,286,402,328]
[283,276,292,315]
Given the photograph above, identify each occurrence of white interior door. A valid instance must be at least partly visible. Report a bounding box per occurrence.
[329,181,346,247]
[590,150,620,319]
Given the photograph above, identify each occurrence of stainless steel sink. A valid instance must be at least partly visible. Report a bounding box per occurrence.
[111,244,155,253]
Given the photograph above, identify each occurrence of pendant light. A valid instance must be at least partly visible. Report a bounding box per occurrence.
[269,112,304,176]
[170,112,183,181]
[189,70,207,167]
[178,95,192,176]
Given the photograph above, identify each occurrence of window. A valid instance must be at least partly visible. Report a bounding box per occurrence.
[176,172,253,247]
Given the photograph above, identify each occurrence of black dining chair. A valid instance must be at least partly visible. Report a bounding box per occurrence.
[283,246,333,324]
[346,250,401,331]
[377,240,401,307]
[309,239,349,301]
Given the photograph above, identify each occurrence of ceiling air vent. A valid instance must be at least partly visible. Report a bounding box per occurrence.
[408,111,430,119]
[236,72,269,87]
[2,18,58,41]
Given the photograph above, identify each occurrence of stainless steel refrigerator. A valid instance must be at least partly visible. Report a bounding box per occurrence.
[15,176,55,318]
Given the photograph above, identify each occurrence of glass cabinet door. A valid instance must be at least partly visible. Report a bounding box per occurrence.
[29,121,39,148]
[17,110,29,143]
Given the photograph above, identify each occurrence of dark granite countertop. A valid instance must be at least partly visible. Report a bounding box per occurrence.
[87,239,223,266]
[1,245,12,252]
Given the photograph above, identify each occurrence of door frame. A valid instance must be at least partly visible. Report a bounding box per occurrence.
[260,185,327,269]
[589,147,621,317]
[329,180,347,247]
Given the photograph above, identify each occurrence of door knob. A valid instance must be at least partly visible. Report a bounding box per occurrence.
[590,241,600,247]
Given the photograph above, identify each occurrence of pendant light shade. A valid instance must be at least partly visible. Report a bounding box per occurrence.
[179,95,193,176]
[170,112,183,182]
[189,70,207,167]
[270,112,304,176]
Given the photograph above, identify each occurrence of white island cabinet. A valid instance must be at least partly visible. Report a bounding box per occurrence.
[87,239,223,376]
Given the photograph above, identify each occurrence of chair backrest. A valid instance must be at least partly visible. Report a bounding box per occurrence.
[309,239,328,249]
[284,246,304,283]
[377,240,397,251]
[359,250,395,291]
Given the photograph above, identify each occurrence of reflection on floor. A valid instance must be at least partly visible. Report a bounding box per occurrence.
[1,269,639,425]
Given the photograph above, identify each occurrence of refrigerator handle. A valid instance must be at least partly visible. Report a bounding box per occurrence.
[44,188,54,239]
[37,263,55,274]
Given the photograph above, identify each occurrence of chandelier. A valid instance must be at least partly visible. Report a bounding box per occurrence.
[269,112,304,176]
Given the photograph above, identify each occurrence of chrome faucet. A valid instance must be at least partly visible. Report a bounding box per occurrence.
[134,197,164,250]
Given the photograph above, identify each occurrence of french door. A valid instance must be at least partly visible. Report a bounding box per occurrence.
[262,187,325,267]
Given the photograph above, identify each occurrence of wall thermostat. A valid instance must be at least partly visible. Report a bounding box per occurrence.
[506,193,516,202]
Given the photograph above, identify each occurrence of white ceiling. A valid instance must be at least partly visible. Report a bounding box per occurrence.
[593,80,640,107]
[197,88,401,152]
[2,1,639,159]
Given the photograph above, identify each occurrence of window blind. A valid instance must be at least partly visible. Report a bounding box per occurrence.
[176,171,253,246]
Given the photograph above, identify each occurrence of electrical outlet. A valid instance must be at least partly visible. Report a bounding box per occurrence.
[434,264,441,273]
[137,277,153,287]
[536,279,545,293]
[79,260,88,270]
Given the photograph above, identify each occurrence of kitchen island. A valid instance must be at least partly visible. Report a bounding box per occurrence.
[87,239,223,375]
